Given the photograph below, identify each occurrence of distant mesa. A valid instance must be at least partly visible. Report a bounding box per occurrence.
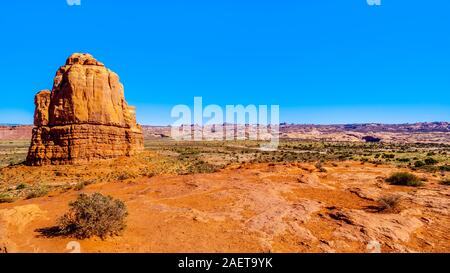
[26,53,144,165]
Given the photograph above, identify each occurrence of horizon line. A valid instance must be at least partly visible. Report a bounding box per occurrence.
[1,121,449,127]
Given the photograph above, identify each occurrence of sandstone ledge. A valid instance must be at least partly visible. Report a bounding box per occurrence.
[27,124,143,166]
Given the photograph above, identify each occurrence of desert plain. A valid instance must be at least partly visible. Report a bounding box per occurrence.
[1,130,450,253]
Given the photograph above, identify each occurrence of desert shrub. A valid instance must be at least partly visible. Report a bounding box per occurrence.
[26,185,50,199]
[58,193,128,239]
[441,179,450,186]
[54,171,65,177]
[420,165,438,173]
[184,160,217,174]
[0,194,15,203]
[386,172,423,187]
[424,158,438,165]
[439,165,450,172]
[73,180,95,191]
[16,183,27,190]
[397,158,410,163]
[414,161,425,168]
[116,172,133,181]
[315,161,327,172]
[377,195,401,212]
[74,182,86,191]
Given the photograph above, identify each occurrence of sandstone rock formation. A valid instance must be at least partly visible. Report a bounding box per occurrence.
[27,53,144,165]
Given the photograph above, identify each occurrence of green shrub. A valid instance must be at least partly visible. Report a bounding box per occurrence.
[397,158,410,163]
[414,161,425,168]
[0,194,15,203]
[386,172,423,187]
[16,183,27,190]
[415,164,438,173]
[382,153,395,159]
[439,165,450,172]
[424,158,438,165]
[58,193,128,239]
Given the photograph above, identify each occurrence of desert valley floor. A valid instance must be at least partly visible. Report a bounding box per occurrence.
[1,138,450,253]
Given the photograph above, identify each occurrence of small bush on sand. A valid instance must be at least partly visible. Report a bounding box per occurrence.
[414,161,425,168]
[377,195,401,212]
[386,172,423,187]
[315,161,327,172]
[58,193,128,239]
[26,185,50,199]
[16,183,27,190]
[0,194,15,203]
[73,180,94,191]
[424,158,438,165]
[441,179,450,186]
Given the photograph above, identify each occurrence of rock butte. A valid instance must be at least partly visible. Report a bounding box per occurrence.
[26,53,144,165]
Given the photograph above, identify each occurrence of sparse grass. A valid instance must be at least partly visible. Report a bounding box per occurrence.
[0,139,449,193]
[57,193,128,239]
[0,140,29,168]
[26,185,50,199]
[184,159,218,174]
[386,172,423,187]
[73,180,95,191]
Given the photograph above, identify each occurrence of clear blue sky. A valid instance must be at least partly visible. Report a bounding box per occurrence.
[0,0,449,125]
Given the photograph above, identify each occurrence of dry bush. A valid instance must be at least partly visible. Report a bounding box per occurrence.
[315,161,327,172]
[58,193,128,239]
[377,195,401,212]
[25,185,50,199]
[441,178,450,186]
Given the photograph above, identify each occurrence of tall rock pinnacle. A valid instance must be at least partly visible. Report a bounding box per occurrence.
[27,53,144,165]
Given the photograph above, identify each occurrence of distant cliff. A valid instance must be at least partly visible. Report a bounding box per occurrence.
[0,125,33,141]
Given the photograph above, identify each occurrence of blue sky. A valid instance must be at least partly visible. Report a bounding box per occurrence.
[0,0,449,125]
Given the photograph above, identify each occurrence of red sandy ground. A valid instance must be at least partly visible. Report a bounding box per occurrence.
[1,162,449,253]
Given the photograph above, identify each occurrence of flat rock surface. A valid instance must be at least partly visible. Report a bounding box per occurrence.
[1,162,449,253]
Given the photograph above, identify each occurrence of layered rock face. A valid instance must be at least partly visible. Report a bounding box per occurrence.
[27,53,144,165]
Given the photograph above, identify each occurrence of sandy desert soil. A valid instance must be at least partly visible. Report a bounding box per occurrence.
[1,160,449,253]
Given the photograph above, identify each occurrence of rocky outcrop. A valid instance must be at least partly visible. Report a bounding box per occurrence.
[27,53,144,165]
